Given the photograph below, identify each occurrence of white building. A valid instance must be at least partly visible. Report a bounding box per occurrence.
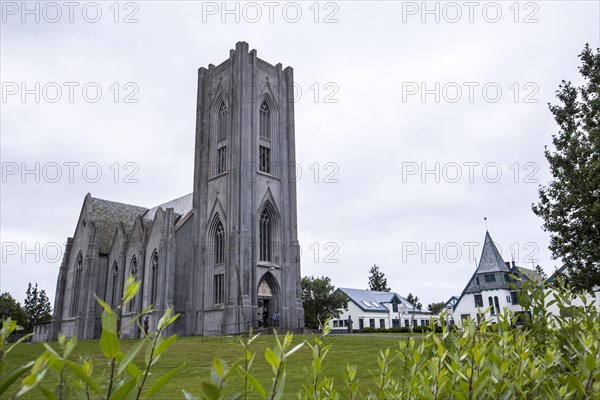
[330,288,431,332]
[452,231,540,328]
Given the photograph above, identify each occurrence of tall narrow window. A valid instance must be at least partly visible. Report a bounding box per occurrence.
[69,253,83,317]
[111,262,119,308]
[218,101,227,140]
[494,296,500,315]
[259,146,271,174]
[217,146,226,174]
[215,221,224,264]
[150,251,159,305]
[259,208,272,262]
[214,274,224,305]
[128,256,138,312]
[260,101,271,139]
[488,296,495,315]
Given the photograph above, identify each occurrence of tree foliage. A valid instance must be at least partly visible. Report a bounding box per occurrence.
[367,264,390,292]
[23,283,52,326]
[301,276,348,329]
[405,293,422,310]
[533,44,600,292]
[0,293,30,332]
[426,302,445,314]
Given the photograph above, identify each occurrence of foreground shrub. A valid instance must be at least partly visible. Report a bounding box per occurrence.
[1,279,599,399]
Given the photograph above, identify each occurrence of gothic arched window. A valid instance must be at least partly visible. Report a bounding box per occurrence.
[215,221,224,264]
[150,251,159,305]
[218,101,227,141]
[128,256,138,312]
[69,252,83,317]
[259,207,273,262]
[260,101,270,139]
[111,261,119,308]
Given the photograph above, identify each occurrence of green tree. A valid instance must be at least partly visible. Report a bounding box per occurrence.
[405,293,422,310]
[0,292,30,332]
[23,282,52,325]
[367,264,390,292]
[427,302,445,314]
[533,44,600,292]
[301,276,348,329]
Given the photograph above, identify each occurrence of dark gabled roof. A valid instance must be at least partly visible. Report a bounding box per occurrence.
[338,288,426,313]
[89,196,148,254]
[516,266,544,283]
[143,193,193,221]
[477,231,511,274]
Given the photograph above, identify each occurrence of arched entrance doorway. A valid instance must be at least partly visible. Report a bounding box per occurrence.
[257,273,279,328]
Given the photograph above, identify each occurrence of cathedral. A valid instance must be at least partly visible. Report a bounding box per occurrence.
[50,42,305,339]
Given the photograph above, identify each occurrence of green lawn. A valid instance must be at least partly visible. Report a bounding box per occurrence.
[5,333,418,399]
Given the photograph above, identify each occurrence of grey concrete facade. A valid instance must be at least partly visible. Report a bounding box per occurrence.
[50,42,304,339]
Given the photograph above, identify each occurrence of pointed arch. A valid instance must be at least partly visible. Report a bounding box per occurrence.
[69,252,84,317]
[259,101,271,139]
[259,201,278,262]
[111,261,119,308]
[150,250,159,305]
[128,255,139,312]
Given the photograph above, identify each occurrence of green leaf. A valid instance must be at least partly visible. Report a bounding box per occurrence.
[65,360,100,393]
[122,276,140,306]
[265,347,280,370]
[240,370,266,398]
[109,377,137,400]
[100,329,120,359]
[145,365,184,397]
[0,361,33,397]
[153,334,177,359]
[117,339,145,377]
[284,342,304,359]
[200,381,221,400]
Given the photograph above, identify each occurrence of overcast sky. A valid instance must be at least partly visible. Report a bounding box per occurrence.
[1,1,599,309]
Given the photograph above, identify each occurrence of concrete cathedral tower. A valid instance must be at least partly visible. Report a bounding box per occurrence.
[48,42,304,341]
[190,41,304,334]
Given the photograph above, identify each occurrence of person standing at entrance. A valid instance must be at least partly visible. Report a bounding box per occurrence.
[272,311,280,328]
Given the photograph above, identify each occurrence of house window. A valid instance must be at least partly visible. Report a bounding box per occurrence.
[359,319,364,329]
[488,297,495,315]
[259,101,271,139]
[484,274,496,283]
[420,320,426,326]
[461,314,470,322]
[507,295,512,303]
[150,251,159,305]
[392,319,400,327]
[69,253,83,317]
[217,146,226,174]
[425,319,430,326]
[215,221,225,264]
[511,291,519,305]
[259,146,271,174]
[379,319,385,329]
[392,302,398,312]
[218,102,227,140]
[474,294,483,307]
[494,296,500,315]
[214,274,224,305]
[259,207,272,262]
[404,319,409,328]
[369,319,375,328]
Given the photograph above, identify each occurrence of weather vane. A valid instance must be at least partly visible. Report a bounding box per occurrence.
[484,217,488,231]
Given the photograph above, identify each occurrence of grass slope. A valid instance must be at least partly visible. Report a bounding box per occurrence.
[6,333,417,399]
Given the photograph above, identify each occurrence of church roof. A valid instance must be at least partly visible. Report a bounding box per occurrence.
[89,196,148,254]
[476,231,511,274]
[144,193,193,221]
